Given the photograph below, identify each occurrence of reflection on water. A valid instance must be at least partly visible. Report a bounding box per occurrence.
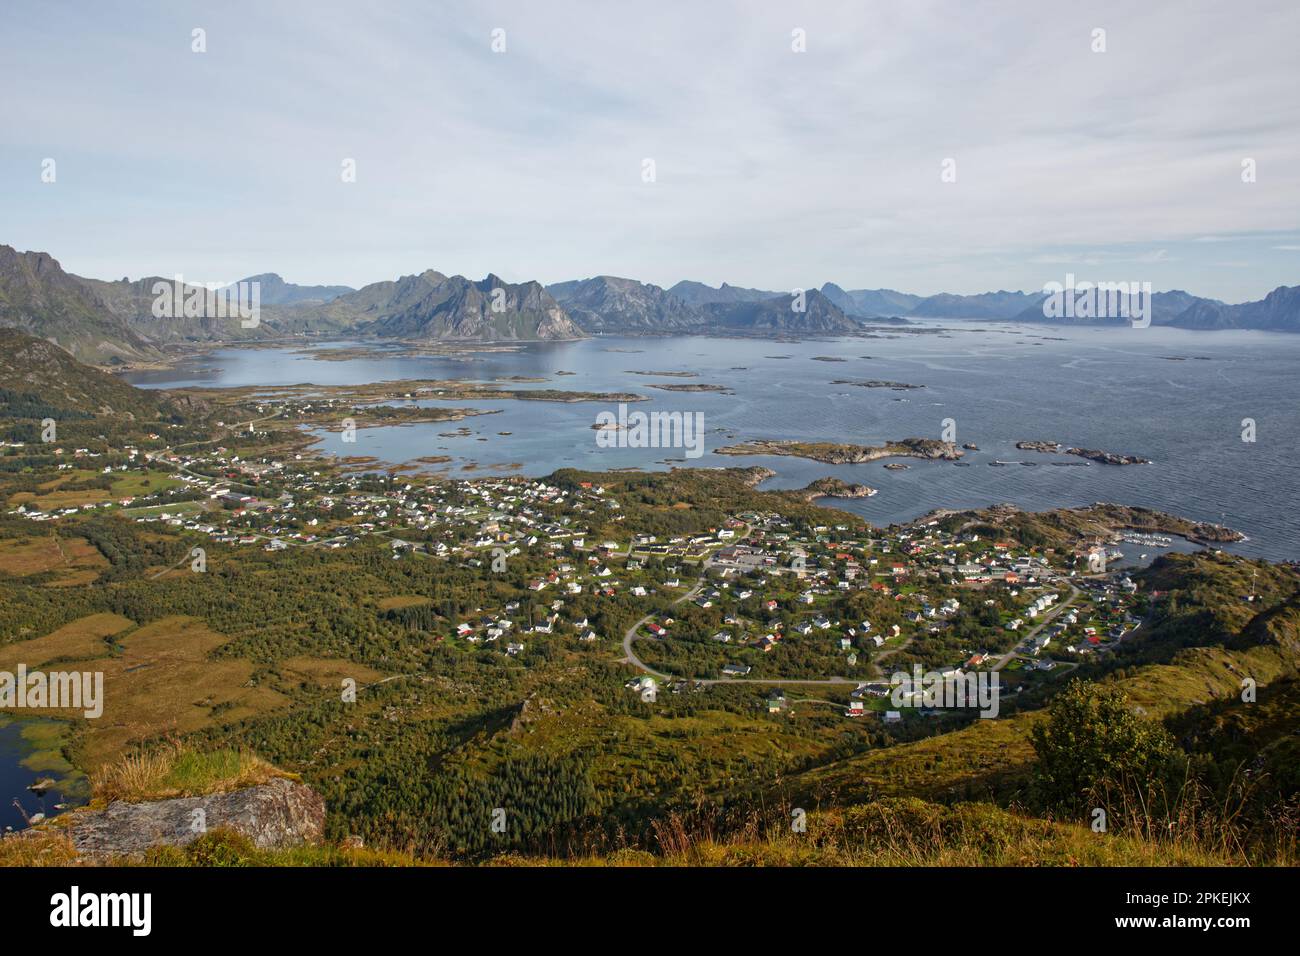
[0,718,87,832]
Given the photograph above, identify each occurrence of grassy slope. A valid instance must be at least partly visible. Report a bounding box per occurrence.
[784,551,1300,810]
[0,328,178,419]
[3,797,1240,867]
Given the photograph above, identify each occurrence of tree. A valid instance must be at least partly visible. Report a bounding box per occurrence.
[1030,680,1182,814]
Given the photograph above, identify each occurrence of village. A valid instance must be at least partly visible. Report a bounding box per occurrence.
[7,435,1149,723]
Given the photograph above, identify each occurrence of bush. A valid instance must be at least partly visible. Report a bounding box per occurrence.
[1030,680,1182,814]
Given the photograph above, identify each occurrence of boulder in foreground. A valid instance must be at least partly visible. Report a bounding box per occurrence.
[64,778,324,860]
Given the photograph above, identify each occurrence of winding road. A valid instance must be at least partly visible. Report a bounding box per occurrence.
[620,575,859,687]
[991,577,1082,670]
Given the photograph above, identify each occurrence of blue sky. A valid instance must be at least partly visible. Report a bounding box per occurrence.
[2,0,1297,302]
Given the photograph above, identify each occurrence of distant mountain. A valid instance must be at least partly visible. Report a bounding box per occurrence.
[701,289,862,334]
[1001,286,1300,330]
[233,273,353,306]
[853,288,925,317]
[1167,285,1300,330]
[4,243,1299,355]
[1147,290,1221,326]
[0,245,312,362]
[0,246,161,363]
[907,290,1043,320]
[667,280,779,308]
[1009,289,1221,327]
[549,277,884,334]
[0,328,185,421]
[314,270,585,341]
[0,245,583,359]
[820,283,921,320]
[547,276,700,333]
[77,273,276,350]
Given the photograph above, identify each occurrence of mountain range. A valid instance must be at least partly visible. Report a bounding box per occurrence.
[545,277,877,334]
[2,243,1299,364]
[297,269,584,341]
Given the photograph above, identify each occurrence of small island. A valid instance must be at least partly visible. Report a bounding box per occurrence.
[1066,447,1152,465]
[1017,440,1151,465]
[1016,440,1062,453]
[646,383,732,393]
[715,437,963,465]
[831,379,925,390]
[799,477,877,500]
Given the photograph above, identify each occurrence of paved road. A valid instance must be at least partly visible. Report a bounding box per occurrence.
[992,577,1082,671]
[871,630,914,669]
[171,411,285,452]
[620,572,859,688]
[620,576,705,681]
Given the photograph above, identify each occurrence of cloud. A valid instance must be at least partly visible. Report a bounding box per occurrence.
[0,0,1296,302]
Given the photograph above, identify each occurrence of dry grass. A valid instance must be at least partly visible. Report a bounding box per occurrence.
[277,655,384,689]
[797,710,1042,803]
[0,612,131,670]
[7,793,1284,868]
[639,798,1255,867]
[0,614,289,768]
[8,469,183,511]
[376,595,431,610]
[90,741,292,803]
[0,829,79,867]
[0,535,108,585]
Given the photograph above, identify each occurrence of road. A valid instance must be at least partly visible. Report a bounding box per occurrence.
[620,573,860,688]
[622,564,1095,687]
[620,575,705,681]
[146,410,286,495]
[991,577,1082,671]
[171,410,285,452]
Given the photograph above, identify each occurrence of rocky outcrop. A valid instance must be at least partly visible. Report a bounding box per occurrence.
[509,693,558,734]
[1017,440,1062,453]
[343,271,585,341]
[1065,447,1151,466]
[801,477,877,500]
[1186,521,1246,544]
[60,778,324,860]
[735,466,776,487]
[1017,440,1150,465]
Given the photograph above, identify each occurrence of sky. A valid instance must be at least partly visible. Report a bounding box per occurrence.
[2,0,1298,302]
